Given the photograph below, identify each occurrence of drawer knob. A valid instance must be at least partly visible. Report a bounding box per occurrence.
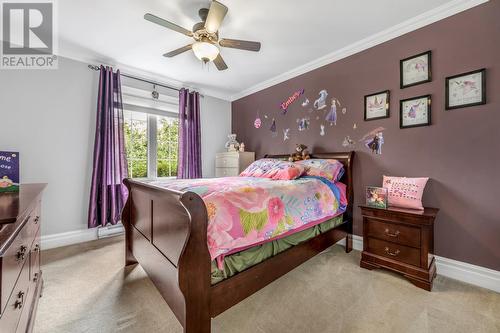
[16,246,27,261]
[384,228,400,238]
[384,247,400,257]
[15,291,24,309]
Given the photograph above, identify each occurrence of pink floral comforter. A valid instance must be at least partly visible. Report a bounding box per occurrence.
[148,176,347,268]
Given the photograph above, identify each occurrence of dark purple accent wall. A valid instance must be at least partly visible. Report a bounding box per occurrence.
[232,2,500,271]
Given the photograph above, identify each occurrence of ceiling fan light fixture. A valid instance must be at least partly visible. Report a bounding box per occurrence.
[192,41,219,62]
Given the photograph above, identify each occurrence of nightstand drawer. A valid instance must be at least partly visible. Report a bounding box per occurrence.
[366,237,420,266]
[216,156,239,168]
[215,167,239,177]
[366,218,421,248]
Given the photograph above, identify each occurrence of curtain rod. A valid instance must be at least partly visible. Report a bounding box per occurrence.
[88,64,204,97]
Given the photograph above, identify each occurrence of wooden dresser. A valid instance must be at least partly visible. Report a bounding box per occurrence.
[215,151,255,177]
[359,205,439,291]
[0,184,46,332]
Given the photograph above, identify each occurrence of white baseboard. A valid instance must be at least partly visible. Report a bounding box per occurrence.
[42,229,499,293]
[339,236,500,293]
[41,228,98,250]
[41,224,125,250]
[434,255,500,293]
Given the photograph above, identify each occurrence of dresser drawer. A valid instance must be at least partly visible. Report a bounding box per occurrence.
[1,222,31,314]
[215,167,239,177]
[366,237,420,267]
[216,156,239,168]
[23,203,41,245]
[0,261,30,333]
[366,218,421,248]
[30,229,41,284]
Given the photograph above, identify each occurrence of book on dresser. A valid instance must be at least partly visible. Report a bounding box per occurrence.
[0,184,46,333]
[215,152,255,177]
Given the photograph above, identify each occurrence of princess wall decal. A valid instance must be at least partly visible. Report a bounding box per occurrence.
[283,128,290,141]
[325,98,340,126]
[270,118,277,137]
[360,127,386,155]
[320,124,325,136]
[313,90,328,110]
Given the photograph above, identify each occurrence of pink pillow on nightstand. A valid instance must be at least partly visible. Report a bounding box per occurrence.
[382,176,429,210]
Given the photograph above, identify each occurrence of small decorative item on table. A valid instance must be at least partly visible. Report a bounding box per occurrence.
[365,186,388,209]
[224,134,240,152]
[0,151,19,193]
[359,205,439,291]
[445,68,486,110]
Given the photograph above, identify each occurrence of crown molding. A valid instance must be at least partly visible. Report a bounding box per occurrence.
[230,0,488,101]
[57,49,233,101]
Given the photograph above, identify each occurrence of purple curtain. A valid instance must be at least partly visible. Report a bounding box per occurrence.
[88,66,128,228]
[178,88,202,179]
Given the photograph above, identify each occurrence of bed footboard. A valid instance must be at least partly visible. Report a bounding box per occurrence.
[122,179,211,333]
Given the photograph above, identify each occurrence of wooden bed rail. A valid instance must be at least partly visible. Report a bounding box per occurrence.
[122,179,211,332]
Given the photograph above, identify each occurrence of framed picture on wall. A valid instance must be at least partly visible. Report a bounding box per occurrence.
[400,51,432,88]
[445,68,486,110]
[364,90,390,121]
[400,95,431,129]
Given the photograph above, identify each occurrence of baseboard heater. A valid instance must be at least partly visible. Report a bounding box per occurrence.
[97,223,125,239]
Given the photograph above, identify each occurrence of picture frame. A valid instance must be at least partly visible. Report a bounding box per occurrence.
[445,68,486,110]
[364,90,390,121]
[366,186,388,209]
[400,51,432,89]
[400,95,431,129]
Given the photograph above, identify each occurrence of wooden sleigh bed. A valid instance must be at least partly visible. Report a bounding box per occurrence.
[122,152,354,333]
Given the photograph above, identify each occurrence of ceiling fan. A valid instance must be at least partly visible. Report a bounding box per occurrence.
[144,1,261,71]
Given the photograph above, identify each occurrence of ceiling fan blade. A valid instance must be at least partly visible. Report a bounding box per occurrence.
[204,1,228,34]
[144,13,192,37]
[163,44,192,58]
[219,38,261,52]
[213,54,228,71]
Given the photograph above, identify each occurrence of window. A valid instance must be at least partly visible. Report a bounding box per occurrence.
[157,116,179,177]
[124,111,148,178]
[121,81,179,178]
[123,111,179,178]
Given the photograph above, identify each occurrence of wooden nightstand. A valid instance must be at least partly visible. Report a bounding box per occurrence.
[215,151,255,177]
[359,205,439,291]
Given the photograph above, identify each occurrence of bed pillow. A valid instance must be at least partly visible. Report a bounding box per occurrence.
[382,176,429,210]
[240,159,305,180]
[295,159,344,181]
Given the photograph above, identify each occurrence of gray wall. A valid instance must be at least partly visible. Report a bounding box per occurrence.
[0,56,231,236]
[232,2,500,271]
[0,57,97,236]
[201,96,232,178]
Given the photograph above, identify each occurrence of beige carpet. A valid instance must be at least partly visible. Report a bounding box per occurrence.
[34,236,500,333]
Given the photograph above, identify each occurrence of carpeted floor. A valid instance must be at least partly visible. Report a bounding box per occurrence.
[34,236,500,333]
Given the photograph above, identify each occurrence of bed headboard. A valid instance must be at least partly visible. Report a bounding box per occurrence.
[264,151,355,221]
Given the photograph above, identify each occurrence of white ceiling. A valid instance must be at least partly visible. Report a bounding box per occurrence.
[54,0,482,100]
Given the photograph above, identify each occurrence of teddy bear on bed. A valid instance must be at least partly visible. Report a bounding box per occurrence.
[288,144,311,162]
